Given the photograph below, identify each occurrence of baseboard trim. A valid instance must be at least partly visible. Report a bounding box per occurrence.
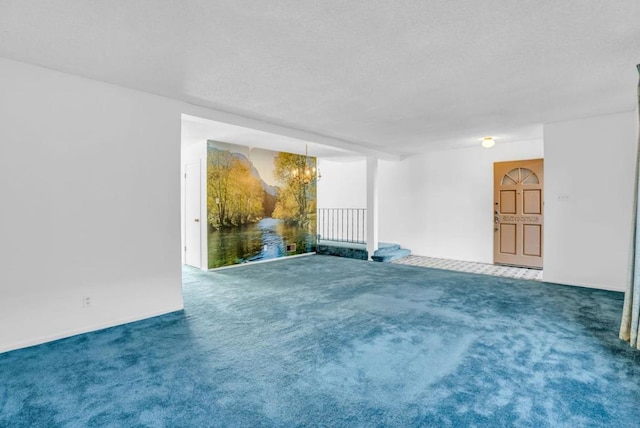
[541,278,625,293]
[0,305,185,354]
[208,252,315,271]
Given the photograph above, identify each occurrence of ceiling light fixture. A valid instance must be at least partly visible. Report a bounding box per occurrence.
[481,137,496,148]
[291,144,321,185]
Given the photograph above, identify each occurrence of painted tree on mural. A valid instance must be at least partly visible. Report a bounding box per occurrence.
[207,149,264,228]
[227,159,264,225]
[207,149,232,227]
[272,152,317,225]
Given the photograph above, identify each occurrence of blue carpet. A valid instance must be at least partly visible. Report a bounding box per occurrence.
[1,255,639,427]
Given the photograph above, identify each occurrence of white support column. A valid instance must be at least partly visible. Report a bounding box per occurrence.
[366,156,379,260]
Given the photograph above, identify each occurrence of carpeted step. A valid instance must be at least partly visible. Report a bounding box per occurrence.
[377,242,401,251]
[372,247,411,262]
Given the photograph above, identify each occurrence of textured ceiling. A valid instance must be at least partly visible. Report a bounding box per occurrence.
[1,1,638,156]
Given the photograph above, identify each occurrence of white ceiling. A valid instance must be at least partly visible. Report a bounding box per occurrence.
[1,1,638,156]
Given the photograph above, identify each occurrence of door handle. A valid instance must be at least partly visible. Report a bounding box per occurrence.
[194,219,200,223]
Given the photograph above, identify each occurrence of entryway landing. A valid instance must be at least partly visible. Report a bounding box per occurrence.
[316,240,411,262]
[393,255,543,281]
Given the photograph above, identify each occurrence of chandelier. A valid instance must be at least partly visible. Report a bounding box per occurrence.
[291,145,321,185]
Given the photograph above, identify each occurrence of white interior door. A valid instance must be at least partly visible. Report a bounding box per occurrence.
[184,162,201,268]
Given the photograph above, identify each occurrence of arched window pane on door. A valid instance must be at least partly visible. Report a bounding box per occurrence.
[522,169,539,184]
[501,168,539,185]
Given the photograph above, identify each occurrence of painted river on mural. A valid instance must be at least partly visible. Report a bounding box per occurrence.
[208,218,317,268]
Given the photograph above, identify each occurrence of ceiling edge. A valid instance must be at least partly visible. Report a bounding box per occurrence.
[181,103,402,162]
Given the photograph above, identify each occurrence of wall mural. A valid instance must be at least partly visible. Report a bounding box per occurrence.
[207,141,317,268]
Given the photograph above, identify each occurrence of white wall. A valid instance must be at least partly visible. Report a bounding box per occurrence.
[0,58,184,352]
[317,158,367,208]
[378,140,544,263]
[316,158,368,242]
[544,111,637,291]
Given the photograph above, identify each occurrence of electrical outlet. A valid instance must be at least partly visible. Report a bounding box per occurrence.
[557,194,570,202]
[82,296,91,308]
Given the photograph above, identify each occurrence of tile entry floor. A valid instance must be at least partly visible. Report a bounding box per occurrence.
[392,255,544,281]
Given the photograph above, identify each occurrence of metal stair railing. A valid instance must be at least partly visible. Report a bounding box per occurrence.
[317,208,366,244]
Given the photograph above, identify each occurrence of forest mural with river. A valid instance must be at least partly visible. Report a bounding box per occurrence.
[207,141,317,268]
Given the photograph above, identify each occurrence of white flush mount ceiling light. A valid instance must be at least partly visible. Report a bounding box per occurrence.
[481,137,496,148]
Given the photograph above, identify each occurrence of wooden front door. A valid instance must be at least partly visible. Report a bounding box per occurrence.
[493,159,543,269]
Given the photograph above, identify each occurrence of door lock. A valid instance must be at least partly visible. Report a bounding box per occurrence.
[194,219,200,223]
